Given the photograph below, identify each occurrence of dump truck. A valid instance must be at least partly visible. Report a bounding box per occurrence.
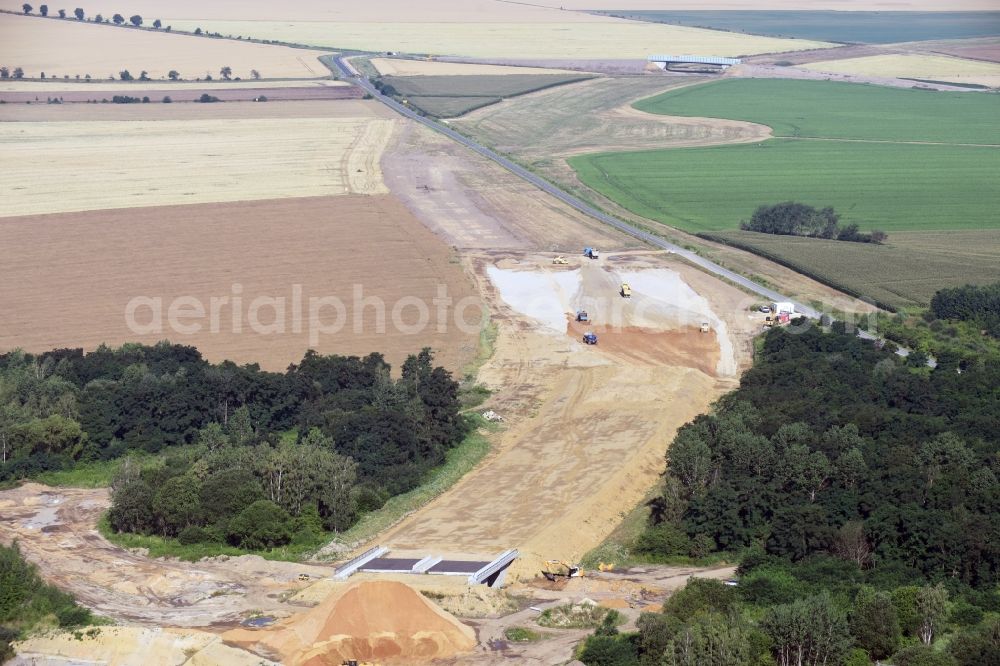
[542,560,584,581]
[576,310,589,322]
[583,247,600,259]
[700,322,710,333]
[583,332,598,345]
[552,256,568,265]
[620,283,632,298]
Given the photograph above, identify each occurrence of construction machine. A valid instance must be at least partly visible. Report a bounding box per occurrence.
[576,309,589,322]
[620,283,632,298]
[552,256,568,265]
[764,312,791,328]
[583,332,598,345]
[542,560,584,581]
[583,247,600,259]
[700,322,710,333]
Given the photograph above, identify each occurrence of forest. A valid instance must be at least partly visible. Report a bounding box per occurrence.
[579,321,999,665]
[0,344,469,548]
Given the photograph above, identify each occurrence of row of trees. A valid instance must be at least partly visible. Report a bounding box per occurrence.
[20,4,164,28]
[741,202,887,244]
[1,344,469,546]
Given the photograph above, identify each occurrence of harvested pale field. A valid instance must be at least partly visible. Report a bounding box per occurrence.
[54,0,997,21]
[0,115,393,216]
[165,19,832,59]
[0,13,329,80]
[0,85,360,103]
[801,53,1000,86]
[0,196,481,372]
[370,58,580,76]
[0,78,345,91]
[0,97,395,121]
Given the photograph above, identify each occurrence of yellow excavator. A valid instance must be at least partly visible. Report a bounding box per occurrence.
[542,560,584,581]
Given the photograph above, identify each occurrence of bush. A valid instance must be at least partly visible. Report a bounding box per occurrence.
[894,646,958,666]
[577,634,639,666]
[538,602,618,629]
[634,523,690,556]
[177,525,210,545]
[197,93,220,103]
[949,600,984,627]
[226,500,292,549]
[740,567,804,605]
[663,578,738,622]
[504,626,542,642]
[162,96,172,103]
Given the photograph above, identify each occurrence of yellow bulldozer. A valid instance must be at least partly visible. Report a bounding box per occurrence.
[542,560,584,581]
[552,256,569,265]
[620,283,632,298]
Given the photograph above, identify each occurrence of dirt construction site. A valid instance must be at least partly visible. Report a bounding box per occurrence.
[1,29,769,664]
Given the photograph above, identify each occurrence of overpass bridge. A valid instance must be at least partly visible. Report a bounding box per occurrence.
[647,54,742,70]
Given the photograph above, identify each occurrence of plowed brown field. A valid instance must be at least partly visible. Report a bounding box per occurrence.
[0,196,480,372]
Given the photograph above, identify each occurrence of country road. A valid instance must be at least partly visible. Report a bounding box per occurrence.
[326,55,930,361]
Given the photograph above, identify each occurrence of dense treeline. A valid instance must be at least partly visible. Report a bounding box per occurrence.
[583,324,999,665]
[931,282,1000,338]
[0,343,468,546]
[579,573,1000,666]
[741,202,887,244]
[650,324,998,585]
[1,542,100,660]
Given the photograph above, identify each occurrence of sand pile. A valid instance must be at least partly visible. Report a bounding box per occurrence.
[223,580,476,664]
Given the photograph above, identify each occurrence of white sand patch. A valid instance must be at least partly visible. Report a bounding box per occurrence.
[620,270,736,377]
[487,266,581,334]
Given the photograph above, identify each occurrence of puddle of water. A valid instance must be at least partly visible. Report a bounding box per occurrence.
[22,506,60,530]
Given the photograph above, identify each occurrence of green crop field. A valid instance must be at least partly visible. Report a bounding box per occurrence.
[381,73,592,117]
[568,78,1000,307]
[632,79,1000,145]
[570,140,1000,233]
